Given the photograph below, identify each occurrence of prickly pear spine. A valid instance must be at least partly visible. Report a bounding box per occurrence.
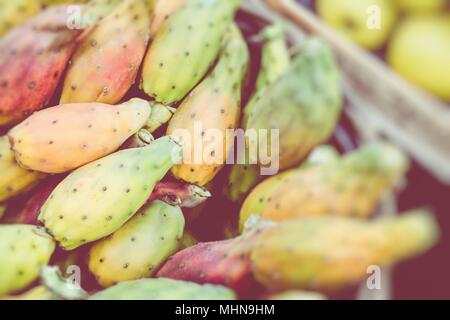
[167,24,249,186]
[88,201,185,287]
[9,98,152,174]
[142,0,240,105]
[61,0,152,104]
[0,225,55,295]
[251,210,439,291]
[38,136,183,250]
[89,278,236,300]
[0,136,45,203]
[240,143,409,228]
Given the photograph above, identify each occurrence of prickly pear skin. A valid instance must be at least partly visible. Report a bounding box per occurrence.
[168,24,249,186]
[9,98,152,174]
[61,0,152,104]
[240,143,409,228]
[156,228,262,295]
[142,0,240,105]
[38,136,183,250]
[149,0,187,38]
[0,0,42,37]
[0,136,45,203]
[246,38,343,171]
[251,211,439,291]
[0,225,55,295]
[0,6,81,126]
[0,286,56,301]
[88,201,185,287]
[89,278,236,300]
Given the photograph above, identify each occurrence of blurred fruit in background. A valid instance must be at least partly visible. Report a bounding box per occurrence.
[387,15,450,102]
[316,0,397,50]
[314,0,450,102]
[394,0,448,14]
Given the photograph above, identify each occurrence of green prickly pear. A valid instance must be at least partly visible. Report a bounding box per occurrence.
[9,98,164,174]
[0,135,45,203]
[251,210,439,291]
[88,201,185,287]
[0,225,55,295]
[245,37,342,171]
[38,136,183,250]
[89,278,236,300]
[61,0,153,104]
[167,24,249,186]
[0,0,42,37]
[240,143,409,229]
[141,0,240,106]
[226,23,290,203]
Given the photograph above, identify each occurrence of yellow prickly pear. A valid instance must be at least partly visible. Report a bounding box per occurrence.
[167,24,249,186]
[61,0,153,104]
[38,136,183,250]
[88,201,185,287]
[142,0,240,106]
[251,210,439,291]
[0,225,55,295]
[240,143,409,229]
[9,98,173,174]
[0,135,45,202]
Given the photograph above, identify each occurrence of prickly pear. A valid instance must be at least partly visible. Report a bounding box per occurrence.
[149,0,187,38]
[88,201,185,287]
[0,6,81,126]
[142,0,240,106]
[167,24,249,186]
[0,225,55,295]
[38,136,183,250]
[0,135,45,203]
[157,227,263,295]
[0,286,56,301]
[240,143,409,228]
[61,0,152,104]
[90,278,236,300]
[268,291,326,300]
[9,98,172,174]
[245,37,342,171]
[147,181,211,208]
[251,210,439,291]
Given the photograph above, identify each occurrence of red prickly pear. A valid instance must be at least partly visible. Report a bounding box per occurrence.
[156,228,264,295]
[61,0,153,104]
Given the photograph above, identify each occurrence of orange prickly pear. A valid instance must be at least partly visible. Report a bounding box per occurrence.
[61,0,153,104]
[240,143,409,229]
[167,24,249,186]
[9,98,174,174]
[251,210,439,291]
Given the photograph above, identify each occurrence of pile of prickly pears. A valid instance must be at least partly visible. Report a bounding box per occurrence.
[0,0,441,300]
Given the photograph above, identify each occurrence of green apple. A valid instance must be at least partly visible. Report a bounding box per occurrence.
[394,0,448,14]
[387,15,450,101]
[317,0,397,50]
